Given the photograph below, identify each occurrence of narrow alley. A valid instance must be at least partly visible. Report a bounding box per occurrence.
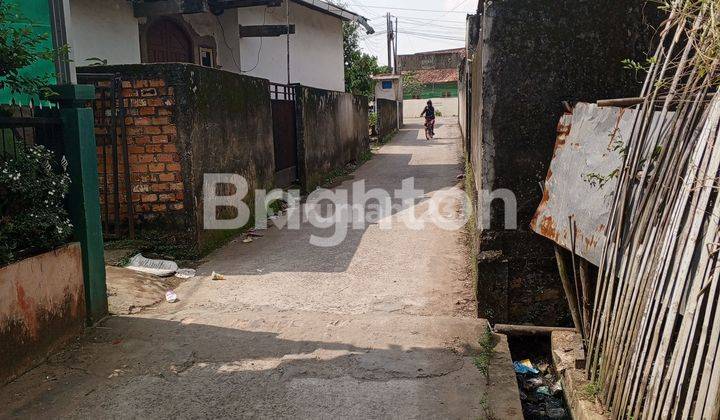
[0,119,521,419]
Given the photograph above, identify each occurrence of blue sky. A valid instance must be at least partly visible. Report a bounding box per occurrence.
[344,0,478,66]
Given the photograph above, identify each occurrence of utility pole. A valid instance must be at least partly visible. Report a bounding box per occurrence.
[386,13,393,72]
[286,0,291,84]
[393,17,399,74]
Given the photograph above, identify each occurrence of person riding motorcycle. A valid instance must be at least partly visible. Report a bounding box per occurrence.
[420,100,436,137]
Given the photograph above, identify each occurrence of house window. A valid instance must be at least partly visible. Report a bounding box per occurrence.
[381,80,393,90]
[199,47,215,67]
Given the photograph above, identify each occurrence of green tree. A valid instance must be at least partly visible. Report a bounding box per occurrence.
[343,21,387,98]
[0,1,65,98]
[403,71,424,99]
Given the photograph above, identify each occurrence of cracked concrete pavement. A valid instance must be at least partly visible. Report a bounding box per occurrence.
[0,118,522,419]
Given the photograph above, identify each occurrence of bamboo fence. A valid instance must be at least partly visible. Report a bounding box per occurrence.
[587,0,720,418]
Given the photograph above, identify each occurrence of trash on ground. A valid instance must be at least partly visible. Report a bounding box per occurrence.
[537,362,550,373]
[536,386,552,396]
[175,268,196,279]
[211,271,226,281]
[514,360,540,374]
[126,254,178,277]
[524,377,544,390]
[242,237,253,243]
[513,355,570,419]
[546,407,568,419]
[165,290,178,303]
[551,381,563,395]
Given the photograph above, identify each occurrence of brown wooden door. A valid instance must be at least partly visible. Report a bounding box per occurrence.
[146,20,192,63]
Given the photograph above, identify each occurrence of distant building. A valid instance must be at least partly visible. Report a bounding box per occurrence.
[398,48,464,99]
[65,0,372,92]
[371,74,403,101]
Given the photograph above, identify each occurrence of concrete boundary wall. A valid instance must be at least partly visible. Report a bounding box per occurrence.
[403,98,459,118]
[0,243,85,385]
[79,64,275,251]
[80,64,371,247]
[376,98,398,139]
[465,0,659,326]
[296,86,370,191]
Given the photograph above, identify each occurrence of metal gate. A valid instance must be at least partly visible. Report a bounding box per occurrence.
[77,73,135,238]
[270,83,298,188]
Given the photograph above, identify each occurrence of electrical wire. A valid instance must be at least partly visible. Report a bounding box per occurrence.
[215,6,269,74]
[348,5,468,13]
[243,6,269,73]
[215,13,242,73]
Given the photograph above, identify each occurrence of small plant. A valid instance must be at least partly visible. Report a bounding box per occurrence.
[0,144,72,265]
[582,169,620,189]
[359,149,373,163]
[478,391,496,420]
[474,325,496,379]
[580,381,601,400]
[377,129,397,145]
[85,57,108,66]
[369,112,378,128]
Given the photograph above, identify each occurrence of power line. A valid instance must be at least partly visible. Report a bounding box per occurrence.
[368,15,468,24]
[348,4,469,14]
[398,30,465,42]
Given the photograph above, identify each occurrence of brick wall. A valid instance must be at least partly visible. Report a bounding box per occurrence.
[81,63,276,249]
[93,77,184,227]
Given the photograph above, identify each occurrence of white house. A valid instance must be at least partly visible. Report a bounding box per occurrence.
[372,74,403,101]
[66,0,373,92]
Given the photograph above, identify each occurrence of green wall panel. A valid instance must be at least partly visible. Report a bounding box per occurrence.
[0,0,57,105]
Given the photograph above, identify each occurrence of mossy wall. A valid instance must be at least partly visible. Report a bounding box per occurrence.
[376,99,397,139]
[468,0,659,326]
[297,87,370,192]
[80,64,275,251]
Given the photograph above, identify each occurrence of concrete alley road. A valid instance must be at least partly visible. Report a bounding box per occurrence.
[0,118,521,419]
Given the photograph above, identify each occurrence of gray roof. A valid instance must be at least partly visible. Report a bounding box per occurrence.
[291,0,374,33]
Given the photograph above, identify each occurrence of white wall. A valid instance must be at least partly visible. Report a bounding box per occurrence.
[183,12,241,72]
[236,1,345,91]
[69,0,141,66]
[403,98,459,118]
[375,78,402,101]
[67,0,345,91]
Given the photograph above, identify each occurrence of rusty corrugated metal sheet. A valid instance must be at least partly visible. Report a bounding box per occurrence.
[530,102,630,266]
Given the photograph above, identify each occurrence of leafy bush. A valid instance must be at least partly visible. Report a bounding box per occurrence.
[0,2,68,98]
[369,111,378,127]
[0,143,72,265]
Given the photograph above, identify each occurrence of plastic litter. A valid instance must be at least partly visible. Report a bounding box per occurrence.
[242,237,253,243]
[514,360,540,375]
[126,254,178,277]
[175,268,196,279]
[211,271,226,281]
[514,357,570,419]
[547,407,567,419]
[551,381,563,395]
[165,290,178,303]
[536,386,552,396]
[537,362,550,374]
[525,377,544,389]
